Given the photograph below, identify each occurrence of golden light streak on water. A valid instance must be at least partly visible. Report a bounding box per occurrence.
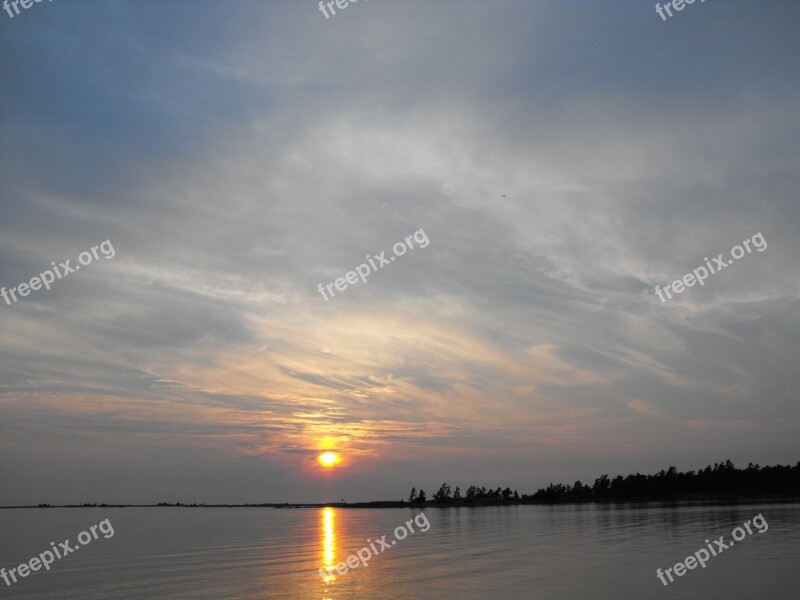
[320,507,337,587]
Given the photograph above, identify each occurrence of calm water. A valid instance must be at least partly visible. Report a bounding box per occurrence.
[0,503,798,599]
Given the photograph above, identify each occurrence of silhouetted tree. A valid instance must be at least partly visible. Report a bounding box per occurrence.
[593,474,610,497]
[433,483,452,503]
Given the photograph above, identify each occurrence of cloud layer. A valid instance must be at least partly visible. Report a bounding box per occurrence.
[1,0,799,504]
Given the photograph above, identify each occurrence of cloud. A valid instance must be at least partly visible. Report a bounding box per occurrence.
[1,0,800,503]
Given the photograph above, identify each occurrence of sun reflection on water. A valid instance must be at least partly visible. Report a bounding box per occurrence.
[320,507,337,589]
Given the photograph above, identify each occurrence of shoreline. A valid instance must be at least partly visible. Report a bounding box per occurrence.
[4,492,800,510]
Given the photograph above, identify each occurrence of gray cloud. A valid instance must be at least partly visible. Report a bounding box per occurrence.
[1,0,799,504]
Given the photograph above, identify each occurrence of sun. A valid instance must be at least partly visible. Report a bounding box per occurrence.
[318,452,341,468]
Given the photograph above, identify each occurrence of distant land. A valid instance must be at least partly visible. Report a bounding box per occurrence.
[3,460,799,509]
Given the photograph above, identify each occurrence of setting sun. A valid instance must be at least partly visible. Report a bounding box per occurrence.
[318,452,342,468]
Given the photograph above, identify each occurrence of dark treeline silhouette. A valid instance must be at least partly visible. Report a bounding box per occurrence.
[408,461,800,506]
[526,460,800,503]
[408,483,521,505]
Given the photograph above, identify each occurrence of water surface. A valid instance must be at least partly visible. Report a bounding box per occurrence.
[1,502,798,599]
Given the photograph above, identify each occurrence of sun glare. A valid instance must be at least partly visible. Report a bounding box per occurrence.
[318,452,341,468]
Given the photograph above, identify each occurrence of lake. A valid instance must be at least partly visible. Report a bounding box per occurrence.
[1,502,798,598]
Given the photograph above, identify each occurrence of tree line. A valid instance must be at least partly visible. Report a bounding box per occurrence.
[407,460,800,505]
[528,460,800,502]
[407,483,521,505]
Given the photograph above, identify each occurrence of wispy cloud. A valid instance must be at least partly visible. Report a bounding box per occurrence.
[1,0,799,504]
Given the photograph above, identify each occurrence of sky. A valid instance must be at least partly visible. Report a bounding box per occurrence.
[1,0,799,505]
